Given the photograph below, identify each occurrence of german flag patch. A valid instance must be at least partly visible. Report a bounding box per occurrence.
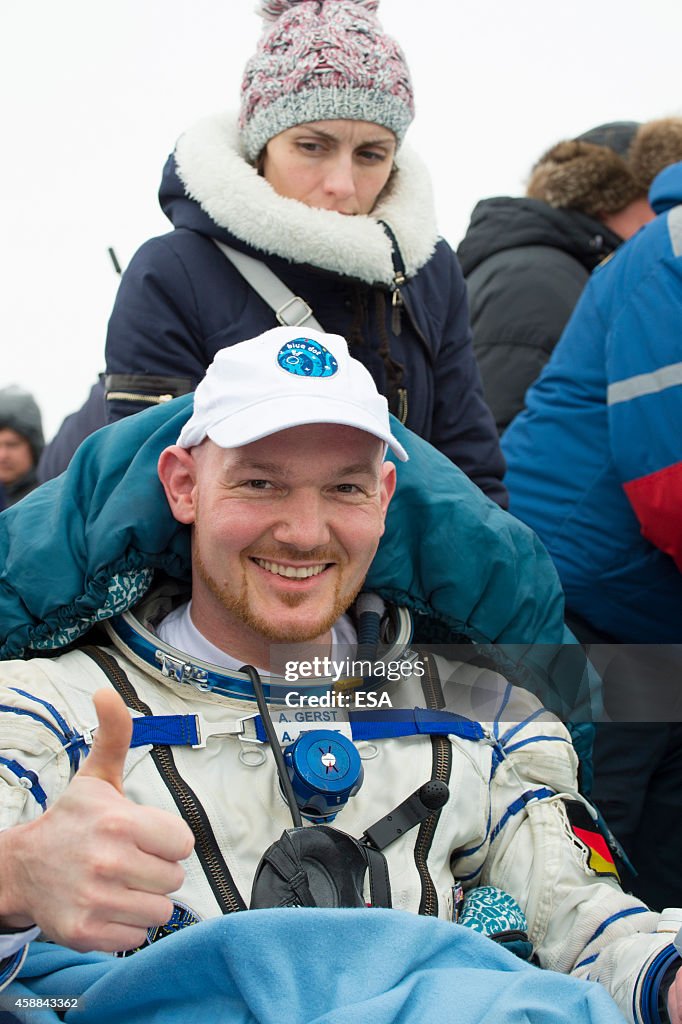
[564,800,620,881]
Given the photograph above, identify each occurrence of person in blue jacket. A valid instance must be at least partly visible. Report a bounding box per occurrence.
[102,0,507,507]
[502,117,682,910]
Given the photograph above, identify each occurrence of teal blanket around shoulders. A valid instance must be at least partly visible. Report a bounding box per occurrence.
[0,398,563,653]
[0,399,594,720]
[7,909,626,1024]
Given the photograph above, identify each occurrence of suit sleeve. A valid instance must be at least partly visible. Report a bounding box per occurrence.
[469,717,679,1023]
[0,664,89,990]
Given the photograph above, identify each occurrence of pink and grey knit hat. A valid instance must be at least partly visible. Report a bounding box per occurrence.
[239,0,415,162]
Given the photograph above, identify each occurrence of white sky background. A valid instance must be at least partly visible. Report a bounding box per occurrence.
[2,0,681,439]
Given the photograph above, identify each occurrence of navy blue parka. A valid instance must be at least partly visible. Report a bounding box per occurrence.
[104,113,506,506]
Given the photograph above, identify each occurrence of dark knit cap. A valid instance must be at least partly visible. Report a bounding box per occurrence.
[0,386,44,462]
[575,121,640,158]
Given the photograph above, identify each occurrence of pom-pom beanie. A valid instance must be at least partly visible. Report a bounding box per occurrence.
[239,0,414,161]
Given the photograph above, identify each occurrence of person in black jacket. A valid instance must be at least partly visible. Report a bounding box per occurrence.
[100,0,507,507]
[457,122,654,433]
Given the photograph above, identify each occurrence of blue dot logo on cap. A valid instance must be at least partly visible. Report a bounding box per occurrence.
[277,338,338,378]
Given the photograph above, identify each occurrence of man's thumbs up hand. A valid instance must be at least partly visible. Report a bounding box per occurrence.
[78,689,133,795]
[1,689,195,952]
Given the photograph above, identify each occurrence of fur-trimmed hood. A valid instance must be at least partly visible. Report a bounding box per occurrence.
[161,111,438,286]
[526,140,642,217]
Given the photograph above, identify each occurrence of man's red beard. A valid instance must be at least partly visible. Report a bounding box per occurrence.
[193,545,364,644]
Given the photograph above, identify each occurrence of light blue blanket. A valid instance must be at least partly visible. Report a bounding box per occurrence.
[7,909,625,1024]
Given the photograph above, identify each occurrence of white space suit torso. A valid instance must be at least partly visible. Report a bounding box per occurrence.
[0,592,676,1021]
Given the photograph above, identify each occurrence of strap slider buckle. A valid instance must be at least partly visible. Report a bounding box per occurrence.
[276,296,314,327]
[192,713,261,748]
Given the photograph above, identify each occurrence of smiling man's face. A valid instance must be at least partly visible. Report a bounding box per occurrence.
[160,423,395,663]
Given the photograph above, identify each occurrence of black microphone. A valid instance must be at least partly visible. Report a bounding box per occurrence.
[362,780,450,851]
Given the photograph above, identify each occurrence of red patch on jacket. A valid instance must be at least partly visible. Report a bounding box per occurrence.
[623,461,682,571]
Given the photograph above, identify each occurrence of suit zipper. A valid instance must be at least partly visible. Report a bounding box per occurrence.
[82,646,246,915]
[415,652,452,916]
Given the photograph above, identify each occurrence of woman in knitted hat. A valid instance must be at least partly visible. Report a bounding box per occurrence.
[102,0,507,506]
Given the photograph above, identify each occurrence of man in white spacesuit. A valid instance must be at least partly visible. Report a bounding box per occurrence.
[0,327,680,1023]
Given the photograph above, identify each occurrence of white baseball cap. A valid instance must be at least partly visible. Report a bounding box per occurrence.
[177,326,409,461]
